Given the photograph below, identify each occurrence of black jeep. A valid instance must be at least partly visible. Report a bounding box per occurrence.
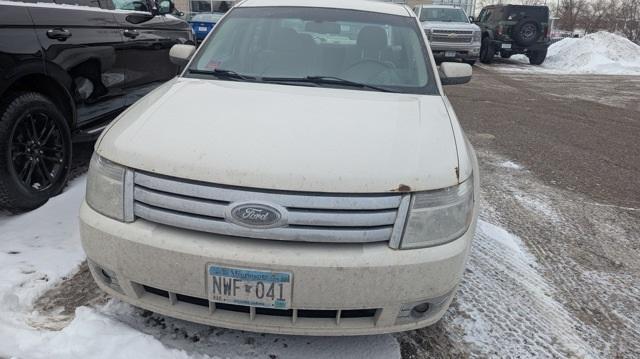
[474,5,551,65]
[0,0,193,213]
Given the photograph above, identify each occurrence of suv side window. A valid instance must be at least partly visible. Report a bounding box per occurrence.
[477,9,486,23]
[112,0,151,12]
[54,0,102,7]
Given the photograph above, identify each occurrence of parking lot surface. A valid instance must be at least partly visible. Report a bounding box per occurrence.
[396,66,640,358]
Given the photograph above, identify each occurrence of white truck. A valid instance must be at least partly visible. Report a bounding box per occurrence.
[414,4,481,65]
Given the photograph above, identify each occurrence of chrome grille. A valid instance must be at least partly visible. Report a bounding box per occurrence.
[430,29,473,44]
[132,172,408,244]
[432,30,473,35]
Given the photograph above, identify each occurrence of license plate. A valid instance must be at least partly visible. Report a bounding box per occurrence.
[501,43,512,49]
[445,51,456,57]
[198,27,208,32]
[208,265,292,309]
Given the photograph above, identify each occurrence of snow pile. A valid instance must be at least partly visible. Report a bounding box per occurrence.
[0,178,87,310]
[513,31,640,75]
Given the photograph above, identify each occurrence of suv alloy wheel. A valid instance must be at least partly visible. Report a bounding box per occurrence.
[0,92,72,213]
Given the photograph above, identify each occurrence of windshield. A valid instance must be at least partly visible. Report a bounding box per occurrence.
[192,13,225,22]
[187,7,436,94]
[420,8,468,23]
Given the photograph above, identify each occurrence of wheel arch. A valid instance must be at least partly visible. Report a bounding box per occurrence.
[0,66,76,129]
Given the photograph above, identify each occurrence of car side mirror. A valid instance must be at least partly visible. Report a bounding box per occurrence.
[170,44,196,66]
[156,0,175,15]
[469,16,475,22]
[439,62,472,86]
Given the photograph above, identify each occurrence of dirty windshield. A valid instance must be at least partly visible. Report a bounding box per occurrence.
[188,7,437,94]
[420,8,469,23]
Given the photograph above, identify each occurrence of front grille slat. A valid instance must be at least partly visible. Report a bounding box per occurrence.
[135,172,402,210]
[135,203,394,243]
[431,35,473,43]
[432,29,473,34]
[132,172,405,244]
[287,209,397,227]
[135,187,228,219]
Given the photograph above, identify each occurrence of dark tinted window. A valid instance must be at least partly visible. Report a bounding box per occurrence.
[54,0,102,7]
[112,0,150,12]
[420,8,468,23]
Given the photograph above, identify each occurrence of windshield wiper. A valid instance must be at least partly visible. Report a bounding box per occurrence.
[188,68,255,81]
[262,76,393,93]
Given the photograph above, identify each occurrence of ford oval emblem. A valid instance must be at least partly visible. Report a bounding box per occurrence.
[227,202,287,229]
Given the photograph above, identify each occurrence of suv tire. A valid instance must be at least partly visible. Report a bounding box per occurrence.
[479,37,494,64]
[512,19,541,47]
[528,49,547,65]
[0,92,72,213]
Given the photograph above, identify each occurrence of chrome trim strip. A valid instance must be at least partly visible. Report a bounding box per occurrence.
[389,195,411,249]
[135,187,227,219]
[134,172,402,210]
[134,203,393,243]
[123,169,135,223]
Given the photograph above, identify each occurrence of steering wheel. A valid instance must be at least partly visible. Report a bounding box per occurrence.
[342,59,396,83]
[344,59,394,73]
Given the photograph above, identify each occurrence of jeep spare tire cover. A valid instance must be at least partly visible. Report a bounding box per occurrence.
[512,19,541,46]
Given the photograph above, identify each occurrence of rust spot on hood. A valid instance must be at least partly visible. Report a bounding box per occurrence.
[392,184,412,192]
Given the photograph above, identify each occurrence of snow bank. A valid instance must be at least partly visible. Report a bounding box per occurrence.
[513,31,640,75]
[0,177,87,309]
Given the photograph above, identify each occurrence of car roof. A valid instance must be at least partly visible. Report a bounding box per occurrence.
[237,0,412,17]
[419,5,461,9]
[485,4,548,8]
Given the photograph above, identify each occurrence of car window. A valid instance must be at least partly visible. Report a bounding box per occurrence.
[477,9,486,22]
[419,8,468,23]
[483,10,493,23]
[188,7,437,95]
[54,0,102,7]
[192,13,224,22]
[112,0,150,12]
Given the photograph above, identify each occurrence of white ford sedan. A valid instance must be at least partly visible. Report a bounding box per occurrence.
[80,0,479,336]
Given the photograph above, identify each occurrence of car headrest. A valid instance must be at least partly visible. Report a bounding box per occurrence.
[357,26,388,57]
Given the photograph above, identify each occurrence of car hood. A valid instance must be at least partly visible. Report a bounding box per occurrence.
[98,78,460,193]
[422,21,480,32]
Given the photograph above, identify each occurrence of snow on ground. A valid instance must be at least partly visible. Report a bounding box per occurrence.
[0,177,86,311]
[492,32,640,75]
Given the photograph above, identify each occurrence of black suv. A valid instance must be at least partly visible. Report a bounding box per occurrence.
[0,0,193,212]
[474,5,551,65]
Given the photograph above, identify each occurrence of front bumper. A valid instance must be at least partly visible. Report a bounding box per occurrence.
[492,39,551,52]
[430,42,480,61]
[80,200,477,335]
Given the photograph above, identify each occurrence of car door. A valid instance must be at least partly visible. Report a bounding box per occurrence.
[0,3,42,96]
[109,0,191,105]
[28,0,127,127]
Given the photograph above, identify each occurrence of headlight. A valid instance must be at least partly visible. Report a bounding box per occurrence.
[86,153,131,222]
[400,176,474,249]
[472,30,481,42]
